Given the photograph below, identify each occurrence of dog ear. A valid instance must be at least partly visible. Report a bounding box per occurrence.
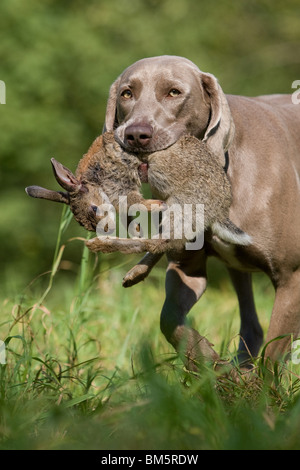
[201,72,235,162]
[103,77,121,132]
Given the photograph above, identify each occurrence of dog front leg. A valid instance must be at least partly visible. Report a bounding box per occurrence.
[228,268,264,363]
[160,251,222,372]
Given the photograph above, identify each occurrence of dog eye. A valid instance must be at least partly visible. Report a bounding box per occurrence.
[121,89,132,99]
[168,89,181,97]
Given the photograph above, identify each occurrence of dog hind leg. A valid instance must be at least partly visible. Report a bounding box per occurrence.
[264,270,300,361]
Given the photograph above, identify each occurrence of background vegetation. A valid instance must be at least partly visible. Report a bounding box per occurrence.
[1,0,300,450]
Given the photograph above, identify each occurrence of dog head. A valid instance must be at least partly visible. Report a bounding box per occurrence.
[104,55,234,162]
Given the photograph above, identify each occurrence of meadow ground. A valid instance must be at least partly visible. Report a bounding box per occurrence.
[1,209,300,450]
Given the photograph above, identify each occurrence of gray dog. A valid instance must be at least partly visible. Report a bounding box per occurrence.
[27,55,300,368]
[103,55,300,365]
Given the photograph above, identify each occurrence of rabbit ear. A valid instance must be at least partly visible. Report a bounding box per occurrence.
[51,158,81,192]
[103,77,121,132]
[25,185,70,204]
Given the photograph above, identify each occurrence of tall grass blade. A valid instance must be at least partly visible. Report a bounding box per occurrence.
[38,206,73,305]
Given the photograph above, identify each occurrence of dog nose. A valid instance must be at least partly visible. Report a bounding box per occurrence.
[124,124,153,148]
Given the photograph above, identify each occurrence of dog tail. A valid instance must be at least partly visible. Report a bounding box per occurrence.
[212,218,252,246]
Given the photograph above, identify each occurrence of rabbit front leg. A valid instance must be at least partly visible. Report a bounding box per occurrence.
[126,190,168,212]
[122,192,167,238]
[122,252,164,287]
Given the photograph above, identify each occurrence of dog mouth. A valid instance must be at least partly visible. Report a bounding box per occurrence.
[114,129,177,154]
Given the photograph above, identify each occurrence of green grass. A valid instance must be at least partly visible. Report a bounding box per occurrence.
[1,208,300,450]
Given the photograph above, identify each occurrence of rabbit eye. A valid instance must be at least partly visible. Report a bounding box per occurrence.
[91,205,98,215]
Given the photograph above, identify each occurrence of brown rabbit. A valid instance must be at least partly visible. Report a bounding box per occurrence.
[85,134,251,255]
[26,132,250,256]
[26,131,251,292]
[26,132,166,232]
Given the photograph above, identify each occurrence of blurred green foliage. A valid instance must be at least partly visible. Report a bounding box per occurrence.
[1,0,300,289]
